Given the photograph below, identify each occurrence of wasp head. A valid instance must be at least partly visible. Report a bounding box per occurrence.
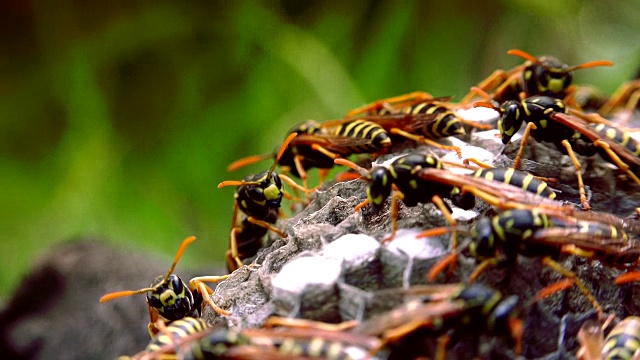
[497,101,523,145]
[146,274,198,321]
[236,171,284,219]
[367,167,392,209]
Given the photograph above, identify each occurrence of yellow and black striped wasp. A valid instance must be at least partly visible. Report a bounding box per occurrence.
[120,317,381,360]
[335,153,464,244]
[429,207,639,318]
[461,49,614,104]
[218,132,313,272]
[474,93,640,210]
[228,118,392,189]
[100,236,230,336]
[577,316,640,360]
[349,283,524,359]
[345,92,497,155]
[336,153,559,246]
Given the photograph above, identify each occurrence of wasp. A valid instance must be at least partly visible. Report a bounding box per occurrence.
[476,94,640,210]
[146,317,209,353]
[350,283,523,358]
[449,166,557,210]
[577,316,640,360]
[345,92,498,155]
[552,111,640,184]
[461,49,614,104]
[336,154,561,245]
[123,318,381,360]
[335,153,463,244]
[433,208,638,316]
[100,236,230,336]
[228,118,392,189]
[218,132,314,272]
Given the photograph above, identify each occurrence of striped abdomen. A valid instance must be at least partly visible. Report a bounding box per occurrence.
[593,123,640,157]
[603,316,640,360]
[474,168,556,199]
[333,119,391,153]
[403,102,465,139]
[146,317,208,352]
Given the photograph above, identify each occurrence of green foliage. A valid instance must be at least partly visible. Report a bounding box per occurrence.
[1,0,638,297]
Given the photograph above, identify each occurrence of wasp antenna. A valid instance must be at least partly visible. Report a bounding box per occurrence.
[268,132,298,179]
[218,180,250,188]
[507,49,541,64]
[568,59,614,71]
[473,101,501,114]
[469,86,492,101]
[227,153,272,172]
[100,287,156,303]
[334,158,369,177]
[161,236,197,284]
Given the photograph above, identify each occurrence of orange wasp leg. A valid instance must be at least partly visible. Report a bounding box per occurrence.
[561,139,591,210]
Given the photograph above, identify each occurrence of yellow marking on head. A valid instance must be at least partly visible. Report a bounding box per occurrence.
[548,79,564,93]
[263,184,281,201]
[160,290,177,305]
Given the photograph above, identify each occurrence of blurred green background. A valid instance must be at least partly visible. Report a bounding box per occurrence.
[1,0,638,299]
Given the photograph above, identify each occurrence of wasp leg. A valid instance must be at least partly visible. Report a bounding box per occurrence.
[227,227,244,272]
[431,195,457,249]
[354,198,370,213]
[293,154,310,190]
[417,227,453,239]
[592,139,640,187]
[536,278,576,301]
[435,333,451,360]
[461,69,510,104]
[457,117,494,130]
[464,157,494,169]
[561,139,591,210]
[599,80,640,116]
[513,122,537,170]
[190,278,231,316]
[381,191,404,244]
[226,212,286,273]
[346,91,434,117]
[147,308,161,338]
[390,128,462,156]
[318,168,330,186]
[614,271,640,285]
[542,257,603,318]
[264,316,358,331]
[335,171,363,182]
[428,252,458,282]
[281,173,315,206]
[247,217,287,238]
[469,258,501,283]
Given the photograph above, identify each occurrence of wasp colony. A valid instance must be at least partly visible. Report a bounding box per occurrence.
[104,49,640,359]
